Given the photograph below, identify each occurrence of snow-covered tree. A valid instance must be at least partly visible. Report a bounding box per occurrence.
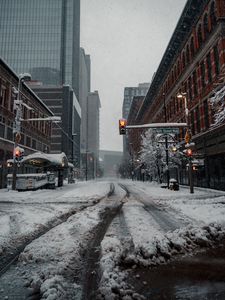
[139,129,182,183]
[139,129,165,182]
[210,85,225,126]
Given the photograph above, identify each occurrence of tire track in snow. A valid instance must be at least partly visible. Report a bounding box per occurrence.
[0,187,113,279]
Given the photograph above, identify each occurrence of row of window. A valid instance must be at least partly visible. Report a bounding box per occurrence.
[163,1,217,95]
[0,82,52,137]
[185,45,220,101]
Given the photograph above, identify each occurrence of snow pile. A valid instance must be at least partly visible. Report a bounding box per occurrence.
[121,223,224,268]
[97,229,146,300]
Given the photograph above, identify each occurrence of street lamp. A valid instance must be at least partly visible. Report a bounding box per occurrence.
[177,92,194,194]
[12,73,31,190]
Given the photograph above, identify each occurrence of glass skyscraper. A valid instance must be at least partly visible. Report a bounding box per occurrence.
[0,0,80,98]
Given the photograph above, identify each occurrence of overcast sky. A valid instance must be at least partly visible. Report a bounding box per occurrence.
[80,0,186,152]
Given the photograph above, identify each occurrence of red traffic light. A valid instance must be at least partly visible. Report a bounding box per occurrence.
[186,148,193,156]
[14,146,24,161]
[119,119,127,135]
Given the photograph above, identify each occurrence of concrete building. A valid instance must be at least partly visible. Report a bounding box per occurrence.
[0,58,54,188]
[134,0,225,190]
[28,83,81,168]
[0,0,80,98]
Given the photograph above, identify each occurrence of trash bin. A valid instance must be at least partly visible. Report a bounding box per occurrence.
[169,178,179,191]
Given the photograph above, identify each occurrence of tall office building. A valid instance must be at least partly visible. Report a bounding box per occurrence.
[122,83,150,120]
[0,0,80,98]
[79,48,91,152]
[122,83,150,155]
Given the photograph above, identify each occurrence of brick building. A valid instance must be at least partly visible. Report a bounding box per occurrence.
[0,58,54,188]
[134,0,225,190]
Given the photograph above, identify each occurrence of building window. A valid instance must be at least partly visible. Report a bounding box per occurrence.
[200,61,206,88]
[186,45,190,64]
[193,70,198,97]
[197,24,203,48]
[196,106,201,132]
[182,52,186,69]
[188,77,192,100]
[26,136,31,147]
[177,60,180,74]
[210,1,216,29]
[190,37,195,58]
[203,13,209,39]
[213,45,220,75]
[191,111,195,135]
[204,100,209,129]
[206,53,212,83]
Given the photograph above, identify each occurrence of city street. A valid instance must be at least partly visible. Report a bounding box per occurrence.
[0,180,225,299]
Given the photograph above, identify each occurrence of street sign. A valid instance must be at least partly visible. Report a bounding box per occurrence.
[153,128,179,134]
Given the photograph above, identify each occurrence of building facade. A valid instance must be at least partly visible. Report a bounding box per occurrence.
[99,150,122,177]
[80,91,101,179]
[134,0,225,190]
[0,58,54,188]
[29,84,81,168]
[122,83,150,156]
[122,83,150,120]
[79,48,91,154]
[0,0,80,98]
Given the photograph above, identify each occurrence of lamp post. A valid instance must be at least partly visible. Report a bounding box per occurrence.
[177,92,194,194]
[163,93,170,188]
[12,73,31,190]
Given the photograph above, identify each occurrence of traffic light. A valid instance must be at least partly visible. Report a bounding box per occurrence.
[186,148,193,157]
[183,148,193,157]
[14,146,24,162]
[119,119,127,135]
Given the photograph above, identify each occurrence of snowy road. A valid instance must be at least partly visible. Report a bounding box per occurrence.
[0,180,225,299]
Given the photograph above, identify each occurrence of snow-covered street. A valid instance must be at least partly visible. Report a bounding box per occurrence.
[1,179,225,299]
